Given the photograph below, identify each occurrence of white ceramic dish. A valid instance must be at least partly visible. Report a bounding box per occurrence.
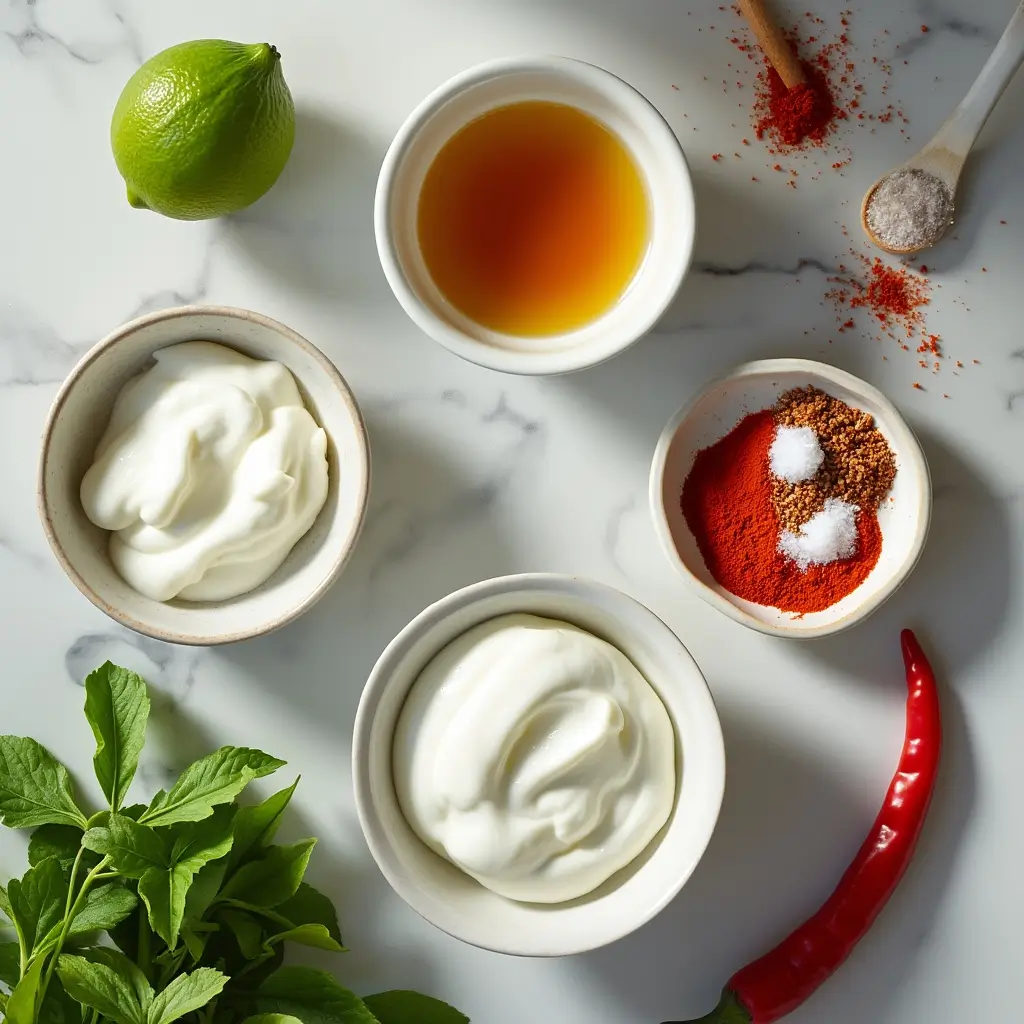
[375,55,696,376]
[352,573,725,957]
[38,306,370,646]
[650,359,932,639]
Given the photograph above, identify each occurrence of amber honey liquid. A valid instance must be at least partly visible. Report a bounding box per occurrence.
[417,101,650,337]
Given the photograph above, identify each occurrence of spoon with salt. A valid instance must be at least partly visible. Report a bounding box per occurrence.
[862,0,1024,256]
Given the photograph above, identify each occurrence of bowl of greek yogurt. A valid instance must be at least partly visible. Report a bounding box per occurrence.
[352,573,725,956]
[38,306,370,645]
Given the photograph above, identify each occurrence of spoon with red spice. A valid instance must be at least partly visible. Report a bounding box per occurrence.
[862,0,1024,256]
[738,0,835,148]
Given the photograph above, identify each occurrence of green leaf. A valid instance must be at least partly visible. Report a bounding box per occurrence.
[219,908,264,960]
[57,950,152,1024]
[219,840,315,909]
[141,748,285,828]
[0,882,11,919]
[84,663,151,813]
[363,991,470,1024]
[253,966,377,1024]
[139,805,237,950]
[0,941,20,988]
[276,882,342,945]
[139,864,191,950]
[0,737,88,829]
[180,924,207,962]
[67,882,138,937]
[183,859,227,924]
[83,814,168,878]
[5,950,46,1024]
[8,857,68,955]
[146,967,227,1024]
[170,805,235,873]
[37,976,81,1024]
[242,1017,304,1024]
[229,779,299,869]
[265,924,342,952]
[28,825,84,870]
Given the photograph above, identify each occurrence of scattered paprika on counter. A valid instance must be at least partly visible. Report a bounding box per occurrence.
[664,630,942,1024]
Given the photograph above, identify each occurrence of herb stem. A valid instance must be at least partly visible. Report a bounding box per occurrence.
[37,855,110,1011]
[138,911,152,981]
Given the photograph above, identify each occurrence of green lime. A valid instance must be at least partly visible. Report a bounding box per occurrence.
[111,39,295,221]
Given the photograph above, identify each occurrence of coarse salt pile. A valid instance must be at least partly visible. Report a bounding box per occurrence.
[778,498,859,571]
[866,168,954,252]
[769,425,824,482]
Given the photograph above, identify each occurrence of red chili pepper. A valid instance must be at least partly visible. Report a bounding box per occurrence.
[666,630,941,1024]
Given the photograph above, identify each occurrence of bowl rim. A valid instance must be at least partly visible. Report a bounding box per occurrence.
[374,54,697,376]
[37,304,371,646]
[351,571,726,956]
[648,358,933,639]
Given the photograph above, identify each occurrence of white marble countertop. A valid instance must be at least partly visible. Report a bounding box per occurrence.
[2,1,1023,1021]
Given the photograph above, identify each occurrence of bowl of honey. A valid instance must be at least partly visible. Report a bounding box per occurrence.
[375,56,696,375]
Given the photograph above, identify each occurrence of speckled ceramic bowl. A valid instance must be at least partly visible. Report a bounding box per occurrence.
[38,306,370,645]
[649,359,931,639]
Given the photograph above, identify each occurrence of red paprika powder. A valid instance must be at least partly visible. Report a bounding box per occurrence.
[681,410,882,614]
[755,60,838,149]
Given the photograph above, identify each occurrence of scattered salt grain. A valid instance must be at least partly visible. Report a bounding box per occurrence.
[866,168,953,252]
[778,498,859,571]
[769,425,824,483]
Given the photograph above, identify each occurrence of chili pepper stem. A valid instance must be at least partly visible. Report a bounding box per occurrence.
[665,989,751,1024]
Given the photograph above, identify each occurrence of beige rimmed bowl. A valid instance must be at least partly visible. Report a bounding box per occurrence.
[38,306,370,646]
[352,573,725,957]
[649,359,931,639]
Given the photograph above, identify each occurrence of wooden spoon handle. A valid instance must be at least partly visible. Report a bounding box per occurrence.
[737,0,806,89]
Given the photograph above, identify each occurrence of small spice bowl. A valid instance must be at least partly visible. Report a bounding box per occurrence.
[352,573,725,956]
[649,359,931,639]
[375,55,696,375]
[38,306,370,646]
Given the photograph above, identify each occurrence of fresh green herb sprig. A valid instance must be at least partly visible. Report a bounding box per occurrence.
[0,663,468,1024]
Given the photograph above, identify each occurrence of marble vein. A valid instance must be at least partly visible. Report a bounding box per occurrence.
[363,390,546,583]
[694,257,836,278]
[0,227,217,387]
[65,629,200,698]
[1,0,140,65]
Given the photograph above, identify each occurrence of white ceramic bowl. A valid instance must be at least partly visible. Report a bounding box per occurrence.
[650,359,931,639]
[375,56,696,375]
[352,573,725,956]
[38,306,370,646]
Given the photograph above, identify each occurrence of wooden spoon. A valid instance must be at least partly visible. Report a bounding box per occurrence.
[862,0,1024,255]
[737,0,805,89]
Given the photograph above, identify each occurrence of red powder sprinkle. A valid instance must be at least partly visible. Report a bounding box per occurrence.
[982,266,988,272]
[712,153,723,161]
[913,382,924,390]
[921,24,930,31]
[773,163,783,170]
[755,59,838,148]
[851,260,926,318]
[1001,219,1007,224]
[919,265,929,273]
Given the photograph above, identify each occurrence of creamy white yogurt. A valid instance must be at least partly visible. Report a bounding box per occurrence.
[393,613,676,903]
[80,341,329,602]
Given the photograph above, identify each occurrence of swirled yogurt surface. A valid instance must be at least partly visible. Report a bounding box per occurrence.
[80,341,329,603]
[393,613,676,903]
